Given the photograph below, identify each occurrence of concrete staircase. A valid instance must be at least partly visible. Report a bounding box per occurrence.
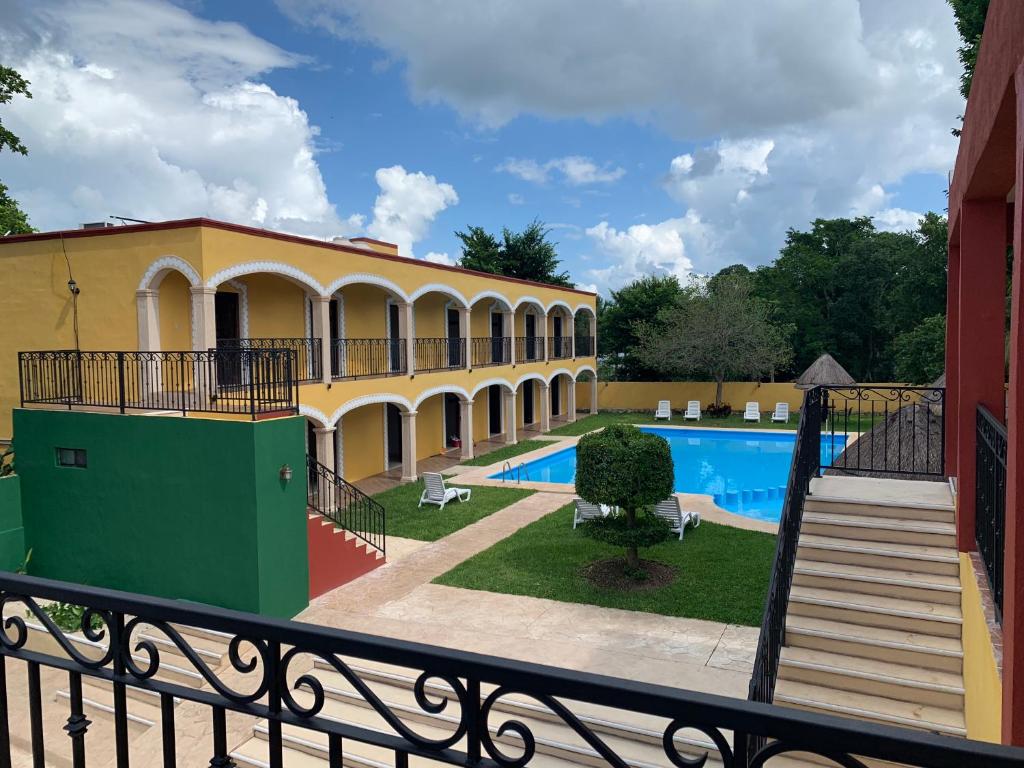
[776,475,966,737]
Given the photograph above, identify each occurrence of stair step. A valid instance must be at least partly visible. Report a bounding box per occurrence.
[81,674,181,708]
[792,560,961,605]
[797,534,959,575]
[785,615,962,673]
[788,586,961,637]
[778,646,964,710]
[774,679,966,737]
[135,627,225,667]
[808,477,954,508]
[802,513,955,547]
[55,688,158,732]
[804,495,954,523]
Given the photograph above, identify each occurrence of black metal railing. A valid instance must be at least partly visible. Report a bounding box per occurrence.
[470,337,511,368]
[2,571,1021,768]
[18,349,298,419]
[748,387,824,728]
[218,338,321,383]
[331,338,407,379]
[820,385,945,478]
[548,336,573,359]
[514,335,545,363]
[976,404,1006,623]
[307,456,385,556]
[574,335,595,357]
[414,337,465,372]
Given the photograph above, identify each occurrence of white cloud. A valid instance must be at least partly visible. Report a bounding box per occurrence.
[507,192,525,205]
[873,208,924,232]
[0,0,358,237]
[423,251,454,265]
[366,165,458,256]
[584,216,703,291]
[496,155,625,186]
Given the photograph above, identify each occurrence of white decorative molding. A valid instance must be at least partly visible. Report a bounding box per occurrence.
[299,404,330,428]
[227,280,249,338]
[574,364,597,378]
[336,425,344,477]
[470,378,515,399]
[547,367,574,383]
[514,371,547,389]
[138,256,201,291]
[574,303,597,318]
[545,299,573,315]
[304,294,312,340]
[206,261,326,295]
[413,385,471,410]
[408,283,469,308]
[330,393,414,426]
[468,289,513,310]
[336,293,345,339]
[327,273,410,301]
[513,295,544,311]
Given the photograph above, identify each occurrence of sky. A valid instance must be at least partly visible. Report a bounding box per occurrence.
[0,0,964,294]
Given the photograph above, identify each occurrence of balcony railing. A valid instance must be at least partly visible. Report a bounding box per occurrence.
[1,571,1020,768]
[18,349,298,419]
[548,336,573,360]
[307,456,385,555]
[218,337,321,383]
[574,335,595,357]
[976,404,1006,623]
[414,337,465,372]
[331,338,407,379]
[470,336,511,368]
[514,335,545,363]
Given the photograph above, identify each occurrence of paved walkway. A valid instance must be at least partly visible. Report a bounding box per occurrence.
[300,491,758,699]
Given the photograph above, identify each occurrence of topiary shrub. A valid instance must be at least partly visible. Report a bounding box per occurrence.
[575,424,675,577]
[706,402,732,418]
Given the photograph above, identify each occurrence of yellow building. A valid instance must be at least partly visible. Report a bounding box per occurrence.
[0,218,598,483]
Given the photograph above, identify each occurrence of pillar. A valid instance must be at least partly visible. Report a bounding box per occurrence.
[1001,63,1024,746]
[540,383,551,432]
[313,426,336,475]
[543,311,550,362]
[136,289,160,351]
[400,410,418,482]
[190,286,217,351]
[566,378,577,423]
[945,239,960,477]
[459,306,471,369]
[310,296,332,384]
[399,301,415,375]
[567,313,576,358]
[590,373,598,415]
[956,199,1007,552]
[503,390,517,444]
[459,398,474,460]
[502,310,514,364]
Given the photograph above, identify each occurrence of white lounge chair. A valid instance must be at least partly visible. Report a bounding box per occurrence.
[683,400,701,421]
[418,472,471,510]
[573,499,616,528]
[771,402,789,423]
[654,400,672,421]
[653,497,701,541]
[743,402,761,422]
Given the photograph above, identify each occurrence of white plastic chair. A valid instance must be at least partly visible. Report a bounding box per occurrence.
[743,402,761,422]
[653,497,701,541]
[771,402,790,423]
[654,400,672,421]
[418,472,472,510]
[683,401,701,421]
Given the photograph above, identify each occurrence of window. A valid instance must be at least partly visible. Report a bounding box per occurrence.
[56,448,87,468]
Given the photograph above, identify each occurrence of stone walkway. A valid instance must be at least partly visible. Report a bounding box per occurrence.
[300,491,759,699]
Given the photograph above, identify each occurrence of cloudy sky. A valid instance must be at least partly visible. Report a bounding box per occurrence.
[0,0,963,293]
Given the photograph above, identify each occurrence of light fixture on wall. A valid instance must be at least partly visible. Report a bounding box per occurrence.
[67,277,80,295]
[279,464,293,482]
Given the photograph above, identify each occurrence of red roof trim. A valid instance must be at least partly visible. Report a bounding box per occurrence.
[0,217,597,297]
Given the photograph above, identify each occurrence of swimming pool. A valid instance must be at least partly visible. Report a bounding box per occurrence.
[488,427,847,522]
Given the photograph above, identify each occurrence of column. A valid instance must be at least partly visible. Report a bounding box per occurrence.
[190,286,217,350]
[567,313,576,358]
[503,390,517,444]
[956,199,1007,552]
[310,295,332,385]
[540,383,551,432]
[945,240,960,477]
[459,306,471,369]
[566,378,577,423]
[400,410,418,482]
[459,399,474,460]
[136,289,160,351]
[502,310,514,364]
[399,301,415,375]
[590,373,598,414]
[313,426,336,475]
[543,311,550,362]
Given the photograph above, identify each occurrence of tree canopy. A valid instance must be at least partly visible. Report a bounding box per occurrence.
[948,0,991,135]
[455,220,572,287]
[597,275,686,380]
[0,64,33,235]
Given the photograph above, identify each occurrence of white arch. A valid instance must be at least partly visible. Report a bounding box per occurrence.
[469,377,515,399]
[574,364,597,379]
[206,261,326,295]
[547,367,575,384]
[299,404,330,428]
[413,384,472,409]
[468,289,513,310]
[513,295,545,312]
[545,299,573,315]
[408,283,469,308]
[327,273,410,302]
[515,371,547,389]
[329,393,413,426]
[138,256,201,291]
[573,304,597,319]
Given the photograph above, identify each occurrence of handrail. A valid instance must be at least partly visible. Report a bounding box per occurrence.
[976,404,1007,623]
[306,456,386,556]
[217,337,321,383]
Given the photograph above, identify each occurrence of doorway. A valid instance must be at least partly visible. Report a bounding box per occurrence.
[444,393,461,449]
[446,307,461,367]
[523,381,535,425]
[386,404,403,468]
[388,303,402,372]
[525,313,537,360]
[552,315,562,356]
[489,385,503,435]
[490,311,504,363]
[329,298,340,377]
[551,377,561,416]
[215,292,241,386]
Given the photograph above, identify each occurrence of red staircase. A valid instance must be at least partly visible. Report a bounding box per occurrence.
[307,512,385,598]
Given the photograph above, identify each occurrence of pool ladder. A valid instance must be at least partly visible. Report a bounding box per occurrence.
[500,461,530,484]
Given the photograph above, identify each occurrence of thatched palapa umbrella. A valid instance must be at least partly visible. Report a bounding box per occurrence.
[795,353,855,390]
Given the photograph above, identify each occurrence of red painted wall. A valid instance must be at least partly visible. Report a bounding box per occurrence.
[307,513,385,599]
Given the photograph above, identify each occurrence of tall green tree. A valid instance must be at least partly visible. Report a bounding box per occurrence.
[597,274,685,380]
[0,64,33,234]
[893,314,946,384]
[948,0,991,135]
[456,220,571,287]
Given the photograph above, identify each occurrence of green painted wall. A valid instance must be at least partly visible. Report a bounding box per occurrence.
[0,475,25,572]
[13,410,308,618]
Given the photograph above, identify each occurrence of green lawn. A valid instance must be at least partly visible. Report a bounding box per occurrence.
[372,482,534,541]
[434,503,776,626]
[460,439,552,467]
[550,410,883,437]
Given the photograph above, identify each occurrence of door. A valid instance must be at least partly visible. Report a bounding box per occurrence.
[552,315,563,357]
[388,303,402,373]
[446,307,461,367]
[523,381,534,425]
[386,404,403,466]
[490,312,504,364]
[551,377,561,416]
[306,422,318,503]
[214,292,241,386]
[445,393,461,448]
[525,313,537,361]
[329,298,339,377]
[489,385,502,435]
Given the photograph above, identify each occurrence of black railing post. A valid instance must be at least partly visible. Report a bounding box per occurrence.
[116,351,126,414]
[248,350,257,420]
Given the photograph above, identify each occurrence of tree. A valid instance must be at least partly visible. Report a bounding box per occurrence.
[0,65,33,234]
[597,275,685,380]
[456,220,572,287]
[0,182,32,235]
[893,315,946,384]
[948,0,991,135]
[635,275,793,406]
[575,424,674,576]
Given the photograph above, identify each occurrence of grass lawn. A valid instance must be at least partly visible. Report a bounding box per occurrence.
[460,439,552,467]
[434,503,776,626]
[550,410,883,437]
[371,482,534,541]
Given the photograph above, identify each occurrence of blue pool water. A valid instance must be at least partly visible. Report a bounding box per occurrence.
[488,427,848,522]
